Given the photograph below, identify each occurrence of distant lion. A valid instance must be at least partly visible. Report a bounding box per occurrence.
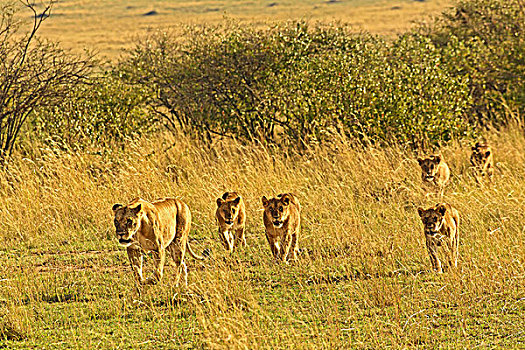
[112,197,203,288]
[417,154,450,196]
[216,192,246,254]
[470,142,494,181]
[417,203,460,273]
[261,193,301,262]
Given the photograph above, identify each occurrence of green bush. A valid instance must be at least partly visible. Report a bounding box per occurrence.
[268,32,472,149]
[31,72,151,150]
[426,0,525,125]
[117,0,523,150]
[120,22,474,149]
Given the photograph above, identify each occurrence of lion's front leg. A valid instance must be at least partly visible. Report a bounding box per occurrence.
[220,229,235,253]
[265,233,280,259]
[280,232,293,263]
[426,240,442,273]
[127,246,145,285]
[145,249,166,285]
[233,227,246,252]
[289,231,299,261]
[450,231,459,269]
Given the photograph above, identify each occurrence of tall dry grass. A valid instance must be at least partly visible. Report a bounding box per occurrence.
[0,129,524,347]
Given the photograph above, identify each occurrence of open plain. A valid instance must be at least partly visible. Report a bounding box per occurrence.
[1,0,524,348]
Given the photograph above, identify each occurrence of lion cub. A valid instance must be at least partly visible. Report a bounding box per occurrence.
[112,197,203,288]
[216,192,246,254]
[417,154,450,195]
[417,203,459,273]
[261,193,301,262]
[470,142,494,181]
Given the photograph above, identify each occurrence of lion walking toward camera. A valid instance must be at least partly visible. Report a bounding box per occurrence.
[112,197,203,288]
[261,193,301,263]
[216,191,246,254]
[417,203,459,273]
[417,154,450,197]
[470,142,494,182]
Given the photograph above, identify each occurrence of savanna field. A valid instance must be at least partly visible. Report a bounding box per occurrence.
[1,0,525,349]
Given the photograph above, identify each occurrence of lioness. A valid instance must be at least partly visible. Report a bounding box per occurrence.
[112,197,203,288]
[216,192,246,254]
[470,142,494,181]
[261,193,301,262]
[417,154,450,196]
[417,203,459,273]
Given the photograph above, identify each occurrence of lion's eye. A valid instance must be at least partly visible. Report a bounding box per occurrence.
[279,206,283,212]
[126,218,133,225]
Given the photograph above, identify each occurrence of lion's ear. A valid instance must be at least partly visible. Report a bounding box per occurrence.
[417,158,423,166]
[434,155,442,164]
[232,196,241,205]
[112,204,123,212]
[222,192,229,200]
[417,207,425,218]
[437,204,447,216]
[216,198,224,208]
[261,196,269,207]
[131,204,142,214]
[280,194,291,206]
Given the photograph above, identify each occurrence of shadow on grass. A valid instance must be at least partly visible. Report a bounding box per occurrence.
[305,268,428,285]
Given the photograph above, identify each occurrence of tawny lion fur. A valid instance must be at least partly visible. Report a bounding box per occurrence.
[470,142,494,181]
[417,154,450,196]
[261,193,301,262]
[112,197,203,288]
[216,191,246,254]
[417,203,460,273]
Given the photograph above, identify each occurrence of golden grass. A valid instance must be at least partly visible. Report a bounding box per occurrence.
[22,0,453,59]
[0,129,524,347]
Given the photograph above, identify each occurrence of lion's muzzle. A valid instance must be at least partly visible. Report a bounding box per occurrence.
[272,220,283,227]
[118,238,133,246]
[425,230,439,236]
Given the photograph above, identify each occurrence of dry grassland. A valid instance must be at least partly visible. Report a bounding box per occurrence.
[2,0,524,348]
[28,0,452,58]
[0,129,524,348]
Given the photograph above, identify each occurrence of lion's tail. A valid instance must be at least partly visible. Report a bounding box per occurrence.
[186,242,205,261]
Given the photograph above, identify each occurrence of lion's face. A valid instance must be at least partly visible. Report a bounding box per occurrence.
[471,143,492,167]
[112,203,142,246]
[418,205,447,236]
[418,155,442,182]
[262,194,292,228]
[216,195,241,226]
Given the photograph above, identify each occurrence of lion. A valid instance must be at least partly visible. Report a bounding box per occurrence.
[112,197,204,288]
[216,192,246,254]
[470,142,494,181]
[417,154,450,196]
[417,203,459,273]
[261,193,301,262]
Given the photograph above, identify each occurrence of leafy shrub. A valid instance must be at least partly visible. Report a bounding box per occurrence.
[31,72,151,150]
[120,22,473,149]
[425,0,525,125]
